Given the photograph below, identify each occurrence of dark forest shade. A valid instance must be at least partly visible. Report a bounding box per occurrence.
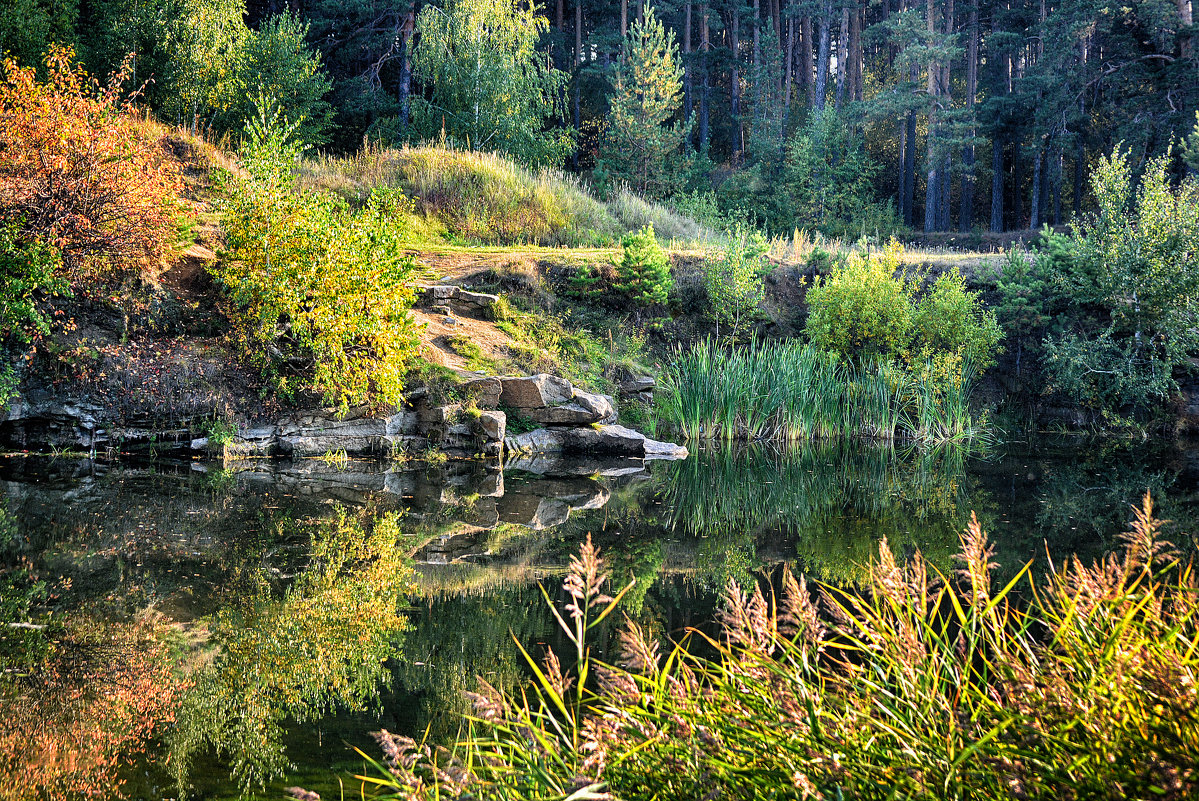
[2,0,1195,231]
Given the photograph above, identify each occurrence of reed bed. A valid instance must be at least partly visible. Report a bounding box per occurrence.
[344,494,1199,801]
[657,338,985,446]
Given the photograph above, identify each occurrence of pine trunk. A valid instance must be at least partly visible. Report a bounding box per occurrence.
[573,0,582,168]
[700,4,711,151]
[959,0,977,230]
[684,1,694,126]
[731,8,743,156]
[834,6,849,109]
[990,138,1004,232]
[801,15,815,106]
[814,0,832,110]
[923,0,938,233]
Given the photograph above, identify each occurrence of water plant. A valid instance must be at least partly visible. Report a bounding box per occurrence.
[656,338,984,446]
[343,492,1199,801]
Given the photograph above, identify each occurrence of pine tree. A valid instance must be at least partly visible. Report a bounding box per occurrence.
[616,225,673,314]
[599,4,690,197]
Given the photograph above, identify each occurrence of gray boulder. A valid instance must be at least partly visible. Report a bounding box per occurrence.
[499,374,574,408]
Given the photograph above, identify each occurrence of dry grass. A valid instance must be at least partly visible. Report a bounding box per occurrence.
[302,144,714,248]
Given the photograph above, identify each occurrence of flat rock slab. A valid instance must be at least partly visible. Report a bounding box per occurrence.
[499,374,574,408]
[505,425,688,460]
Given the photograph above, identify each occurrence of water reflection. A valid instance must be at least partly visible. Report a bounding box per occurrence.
[0,438,1196,799]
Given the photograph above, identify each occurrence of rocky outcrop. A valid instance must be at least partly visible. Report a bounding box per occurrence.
[618,375,657,406]
[498,374,574,408]
[1,370,684,464]
[505,423,688,460]
[415,284,500,318]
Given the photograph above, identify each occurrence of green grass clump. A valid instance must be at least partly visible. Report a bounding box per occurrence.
[348,493,1199,801]
[304,144,714,248]
[656,338,984,446]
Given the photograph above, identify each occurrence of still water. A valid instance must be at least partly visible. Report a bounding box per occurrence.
[2,438,1197,800]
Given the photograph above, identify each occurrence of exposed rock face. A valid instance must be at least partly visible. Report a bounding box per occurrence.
[414,284,500,318]
[1,369,684,465]
[499,374,574,408]
[505,424,688,460]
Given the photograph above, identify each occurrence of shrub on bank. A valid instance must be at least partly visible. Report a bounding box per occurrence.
[345,494,1199,801]
[0,46,182,277]
[806,240,1001,368]
[216,101,420,411]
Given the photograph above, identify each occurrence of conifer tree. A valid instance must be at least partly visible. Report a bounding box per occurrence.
[599,4,690,197]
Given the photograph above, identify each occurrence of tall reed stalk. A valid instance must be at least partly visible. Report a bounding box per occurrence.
[656,338,985,446]
[340,493,1199,801]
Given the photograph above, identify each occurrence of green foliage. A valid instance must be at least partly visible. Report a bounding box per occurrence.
[1036,147,1199,417]
[911,268,1003,368]
[616,225,673,311]
[658,338,984,446]
[0,222,67,407]
[160,2,332,144]
[168,509,412,794]
[988,247,1054,347]
[598,4,690,198]
[0,0,77,69]
[358,500,1199,801]
[228,13,334,147]
[1042,331,1176,418]
[216,105,421,411]
[783,109,893,236]
[702,225,770,338]
[1184,112,1199,174]
[0,221,66,348]
[410,0,573,167]
[1067,147,1199,348]
[804,240,916,361]
[806,241,1001,370]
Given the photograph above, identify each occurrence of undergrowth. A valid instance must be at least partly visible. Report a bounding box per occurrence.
[335,492,1199,801]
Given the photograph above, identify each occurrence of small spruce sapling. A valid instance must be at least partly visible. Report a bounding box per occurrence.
[615,225,673,321]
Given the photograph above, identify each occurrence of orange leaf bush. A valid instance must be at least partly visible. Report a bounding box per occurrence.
[0,46,182,278]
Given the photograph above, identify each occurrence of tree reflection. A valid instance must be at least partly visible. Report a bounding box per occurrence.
[167,509,412,795]
[0,613,181,800]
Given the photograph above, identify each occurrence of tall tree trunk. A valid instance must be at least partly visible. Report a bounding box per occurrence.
[938,0,953,231]
[990,138,1004,232]
[899,121,909,224]
[398,7,416,131]
[1011,135,1023,229]
[834,5,849,109]
[573,0,582,168]
[1052,144,1063,225]
[814,0,832,110]
[923,0,939,233]
[700,3,711,151]
[848,4,858,101]
[731,7,743,156]
[1029,146,1043,229]
[784,15,794,108]
[959,0,977,230]
[801,15,815,106]
[1180,0,1194,58]
[1074,138,1086,215]
[621,0,627,38]
[753,0,761,76]
[557,0,564,30]
[684,1,694,126]
[904,101,918,227]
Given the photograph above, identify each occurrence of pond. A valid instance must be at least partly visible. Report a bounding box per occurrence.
[2,437,1198,800]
